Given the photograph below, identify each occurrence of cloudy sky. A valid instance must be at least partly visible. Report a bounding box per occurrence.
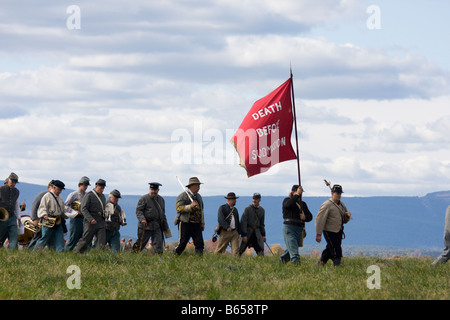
[1,0,450,197]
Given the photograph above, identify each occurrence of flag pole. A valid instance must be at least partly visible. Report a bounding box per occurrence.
[290,67,301,187]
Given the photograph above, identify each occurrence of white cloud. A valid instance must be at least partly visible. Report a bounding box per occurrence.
[1,1,450,198]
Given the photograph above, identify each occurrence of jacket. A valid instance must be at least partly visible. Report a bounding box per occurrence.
[136,193,169,231]
[174,191,204,225]
[81,190,107,227]
[282,194,313,226]
[239,204,266,252]
[315,199,350,234]
[217,204,241,233]
[37,191,67,219]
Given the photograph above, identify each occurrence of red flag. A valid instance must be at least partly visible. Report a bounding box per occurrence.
[231,78,297,177]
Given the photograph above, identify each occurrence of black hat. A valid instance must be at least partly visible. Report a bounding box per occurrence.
[95,179,106,187]
[331,184,344,193]
[109,189,121,198]
[52,180,65,190]
[253,192,261,199]
[149,182,162,190]
[225,192,239,199]
[291,184,299,192]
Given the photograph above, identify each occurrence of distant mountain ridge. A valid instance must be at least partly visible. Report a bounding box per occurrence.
[13,183,449,251]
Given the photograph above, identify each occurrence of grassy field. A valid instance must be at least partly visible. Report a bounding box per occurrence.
[0,249,448,300]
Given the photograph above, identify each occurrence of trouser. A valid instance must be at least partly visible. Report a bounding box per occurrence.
[320,230,343,265]
[104,229,121,253]
[175,222,204,255]
[280,224,303,264]
[33,224,65,252]
[27,228,42,250]
[74,220,106,253]
[432,229,450,264]
[215,229,239,256]
[133,224,164,253]
[239,231,264,256]
[64,216,84,251]
[0,216,19,249]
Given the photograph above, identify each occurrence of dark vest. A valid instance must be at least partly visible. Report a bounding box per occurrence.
[0,185,20,215]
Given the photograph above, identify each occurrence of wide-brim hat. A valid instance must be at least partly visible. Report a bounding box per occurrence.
[225,192,239,199]
[331,184,344,193]
[186,177,203,187]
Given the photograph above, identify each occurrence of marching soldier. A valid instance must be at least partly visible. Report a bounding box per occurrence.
[64,176,90,251]
[315,184,351,266]
[215,192,241,257]
[101,189,126,253]
[174,177,205,255]
[133,182,169,254]
[34,180,72,251]
[27,180,54,250]
[239,192,266,256]
[280,185,313,265]
[74,179,107,253]
[432,205,450,265]
[0,173,22,249]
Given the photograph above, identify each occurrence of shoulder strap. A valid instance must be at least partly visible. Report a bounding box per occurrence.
[328,199,346,218]
[47,191,64,214]
[91,190,105,212]
[223,206,234,221]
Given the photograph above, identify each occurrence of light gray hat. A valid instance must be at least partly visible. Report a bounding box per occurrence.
[79,176,90,186]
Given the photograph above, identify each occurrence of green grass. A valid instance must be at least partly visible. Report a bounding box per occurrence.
[0,249,448,300]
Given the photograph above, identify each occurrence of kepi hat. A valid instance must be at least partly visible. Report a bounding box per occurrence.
[52,180,65,190]
[149,182,162,190]
[95,179,106,187]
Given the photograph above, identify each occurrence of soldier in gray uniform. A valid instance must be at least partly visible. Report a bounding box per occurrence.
[0,173,21,249]
[64,176,90,251]
[133,182,169,253]
[432,206,450,265]
[74,179,107,253]
[101,189,125,253]
[239,193,266,256]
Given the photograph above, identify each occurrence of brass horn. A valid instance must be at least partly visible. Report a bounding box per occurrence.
[24,219,41,234]
[39,216,62,228]
[0,207,9,221]
[19,215,38,247]
[70,200,81,212]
